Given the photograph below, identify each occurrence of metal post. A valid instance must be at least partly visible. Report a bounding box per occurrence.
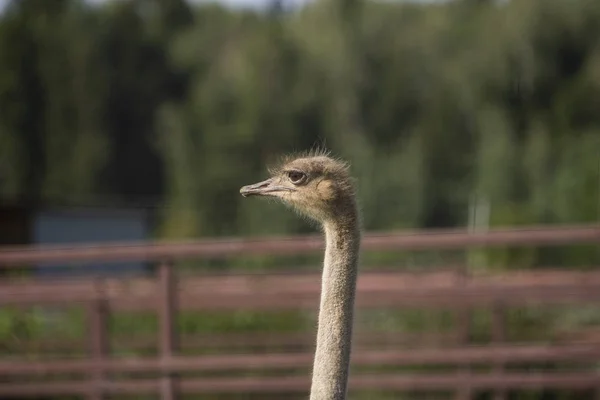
[159,260,178,400]
[491,302,506,400]
[87,279,108,400]
[455,267,472,400]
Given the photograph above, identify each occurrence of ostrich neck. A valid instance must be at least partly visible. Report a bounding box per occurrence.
[310,214,360,400]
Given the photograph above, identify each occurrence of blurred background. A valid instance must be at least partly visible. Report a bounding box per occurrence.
[1,0,600,398]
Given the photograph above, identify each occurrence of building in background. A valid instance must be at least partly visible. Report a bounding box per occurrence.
[0,203,152,277]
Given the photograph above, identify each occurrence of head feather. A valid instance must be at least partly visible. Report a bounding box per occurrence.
[267,149,349,177]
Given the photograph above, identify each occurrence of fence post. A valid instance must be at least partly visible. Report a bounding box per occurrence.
[491,302,506,400]
[87,279,108,400]
[159,260,178,400]
[455,267,472,400]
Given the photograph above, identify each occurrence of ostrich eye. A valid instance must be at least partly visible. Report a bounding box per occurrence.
[287,170,307,185]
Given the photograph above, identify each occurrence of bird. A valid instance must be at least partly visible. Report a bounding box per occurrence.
[240,150,361,400]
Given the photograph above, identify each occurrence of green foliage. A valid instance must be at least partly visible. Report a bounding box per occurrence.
[1,0,599,248]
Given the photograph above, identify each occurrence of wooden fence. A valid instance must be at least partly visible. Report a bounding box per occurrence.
[0,224,599,399]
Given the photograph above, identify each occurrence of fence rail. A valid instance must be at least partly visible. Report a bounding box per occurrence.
[1,224,600,399]
[3,270,600,309]
[1,223,598,265]
[1,373,598,397]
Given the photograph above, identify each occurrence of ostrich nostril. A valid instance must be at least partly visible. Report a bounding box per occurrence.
[240,178,275,197]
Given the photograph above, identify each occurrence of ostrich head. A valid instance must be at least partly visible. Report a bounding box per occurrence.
[240,152,357,224]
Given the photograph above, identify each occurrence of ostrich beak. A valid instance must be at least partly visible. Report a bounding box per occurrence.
[240,178,294,197]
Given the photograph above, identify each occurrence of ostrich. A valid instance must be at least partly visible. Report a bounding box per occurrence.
[240,151,360,400]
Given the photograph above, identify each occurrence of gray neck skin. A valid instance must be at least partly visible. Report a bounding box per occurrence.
[310,213,360,400]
